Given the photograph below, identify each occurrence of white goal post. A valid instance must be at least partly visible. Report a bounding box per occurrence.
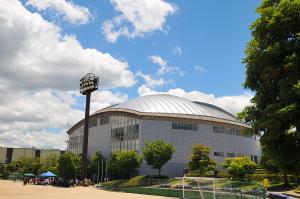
[182,176,216,199]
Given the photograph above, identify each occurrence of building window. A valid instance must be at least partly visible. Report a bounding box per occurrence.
[110,114,139,153]
[213,126,224,133]
[89,117,97,128]
[172,122,198,131]
[226,152,235,157]
[214,152,224,157]
[251,155,258,164]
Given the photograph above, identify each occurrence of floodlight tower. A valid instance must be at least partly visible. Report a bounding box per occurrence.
[80,73,99,179]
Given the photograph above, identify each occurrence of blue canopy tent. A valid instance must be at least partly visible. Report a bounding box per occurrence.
[39,171,57,177]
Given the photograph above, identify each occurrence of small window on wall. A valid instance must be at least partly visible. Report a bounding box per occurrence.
[214,152,224,157]
[226,152,235,157]
[172,122,198,131]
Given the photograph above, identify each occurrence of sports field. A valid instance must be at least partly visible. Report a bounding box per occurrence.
[0,180,171,199]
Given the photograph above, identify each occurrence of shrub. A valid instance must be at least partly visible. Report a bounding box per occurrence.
[222,156,256,181]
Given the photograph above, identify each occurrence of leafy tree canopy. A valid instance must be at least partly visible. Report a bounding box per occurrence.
[239,0,300,180]
[88,151,105,181]
[222,156,257,181]
[108,150,142,179]
[57,152,81,179]
[188,144,216,176]
[143,140,175,176]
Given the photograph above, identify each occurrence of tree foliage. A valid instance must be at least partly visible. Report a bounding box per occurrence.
[88,151,105,182]
[239,0,300,181]
[222,157,257,181]
[143,140,175,176]
[188,144,216,176]
[6,157,41,174]
[108,150,142,179]
[57,152,81,179]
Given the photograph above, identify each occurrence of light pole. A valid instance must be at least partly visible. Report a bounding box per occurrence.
[80,73,99,179]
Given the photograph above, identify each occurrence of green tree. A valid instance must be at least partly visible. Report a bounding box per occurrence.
[108,150,142,179]
[143,140,175,176]
[88,151,105,182]
[239,0,300,184]
[57,152,81,179]
[188,144,216,176]
[38,154,59,174]
[222,157,257,181]
[16,157,41,174]
[0,164,5,174]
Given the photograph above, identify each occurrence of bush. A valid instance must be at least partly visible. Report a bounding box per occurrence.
[188,144,216,176]
[222,157,256,181]
[143,140,175,176]
[108,150,143,179]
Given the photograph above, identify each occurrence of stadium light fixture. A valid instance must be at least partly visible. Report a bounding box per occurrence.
[80,73,99,179]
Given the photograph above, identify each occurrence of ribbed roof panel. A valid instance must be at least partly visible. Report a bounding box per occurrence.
[108,94,238,122]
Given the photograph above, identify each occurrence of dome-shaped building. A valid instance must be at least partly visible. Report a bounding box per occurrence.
[67,94,260,177]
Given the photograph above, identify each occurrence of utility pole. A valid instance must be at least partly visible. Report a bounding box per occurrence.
[79,73,99,179]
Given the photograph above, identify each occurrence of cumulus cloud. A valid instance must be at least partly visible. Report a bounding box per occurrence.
[136,71,164,88]
[0,0,135,91]
[149,55,183,77]
[0,90,84,149]
[172,46,182,55]
[138,86,253,115]
[102,0,177,42]
[0,1,136,149]
[91,90,128,112]
[194,65,206,73]
[26,0,92,24]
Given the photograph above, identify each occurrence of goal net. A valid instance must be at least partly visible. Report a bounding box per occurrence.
[181,177,266,199]
[182,177,216,199]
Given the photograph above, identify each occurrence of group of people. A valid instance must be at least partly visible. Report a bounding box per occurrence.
[23,177,93,187]
[23,177,55,185]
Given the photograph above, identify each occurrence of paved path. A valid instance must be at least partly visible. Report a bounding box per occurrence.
[0,180,170,199]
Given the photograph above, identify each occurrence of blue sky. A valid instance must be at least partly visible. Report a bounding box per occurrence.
[62,0,260,97]
[0,0,261,149]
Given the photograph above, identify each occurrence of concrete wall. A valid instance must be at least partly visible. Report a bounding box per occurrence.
[0,148,64,163]
[139,119,261,177]
[40,150,61,161]
[0,147,7,163]
[88,123,111,157]
[12,148,35,161]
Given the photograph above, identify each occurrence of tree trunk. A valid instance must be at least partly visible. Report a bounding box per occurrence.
[158,168,161,177]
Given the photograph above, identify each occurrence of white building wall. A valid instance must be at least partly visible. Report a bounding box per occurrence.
[139,119,261,177]
[88,123,111,157]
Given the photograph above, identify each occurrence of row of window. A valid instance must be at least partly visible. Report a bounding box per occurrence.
[213,126,250,137]
[213,152,258,163]
[172,122,198,131]
[172,123,252,139]
[214,152,251,157]
[110,114,140,153]
[111,139,139,153]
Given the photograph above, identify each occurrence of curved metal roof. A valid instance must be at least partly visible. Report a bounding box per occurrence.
[103,94,238,122]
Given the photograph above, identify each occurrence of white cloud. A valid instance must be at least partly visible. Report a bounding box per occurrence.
[102,0,177,42]
[172,46,182,55]
[26,0,92,24]
[0,0,135,91]
[136,71,164,88]
[194,65,206,73]
[138,86,253,115]
[0,90,84,149]
[91,90,128,112]
[0,1,136,149]
[149,55,183,77]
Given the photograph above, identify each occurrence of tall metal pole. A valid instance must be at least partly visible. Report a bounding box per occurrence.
[79,73,98,179]
[82,91,91,179]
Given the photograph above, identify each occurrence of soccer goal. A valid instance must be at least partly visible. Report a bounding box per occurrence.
[182,177,216,199]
